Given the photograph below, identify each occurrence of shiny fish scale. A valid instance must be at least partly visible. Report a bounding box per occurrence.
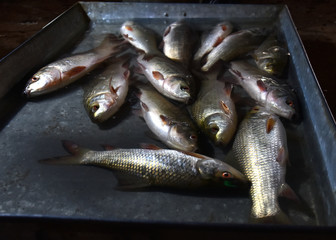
[81,149,203,187]
[233,110,287,218]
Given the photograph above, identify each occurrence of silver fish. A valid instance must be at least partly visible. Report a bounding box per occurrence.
[83,55,131,123]
[24,34,126,97]
[41,141,248,189]
[137,53,196,103]
[229,60,297,120]
[120,21,161,54]
[162,21,195,67]
[232,106,296,222]
[136,83,198,152]
[201,28,267,71]
[253,34,289,76]
[191,69,237,146]
[193,21,233,63]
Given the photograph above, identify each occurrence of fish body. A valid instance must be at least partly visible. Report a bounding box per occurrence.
[136,84,198,152]
[162,21,195,67]
[120,21,161,54]
[232,106,290,221]
[24,34,126,97]
[201,28,267,71]
[193,21,233,63]
[42,141,247,189]
[191,70,237,146]
[229,60,296,120]
[253,34,289,76]
[137,53,196,103]
[83,55,131,122]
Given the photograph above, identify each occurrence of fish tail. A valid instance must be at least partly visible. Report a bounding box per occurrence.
[95,34,128,57]
[39,141,89,165]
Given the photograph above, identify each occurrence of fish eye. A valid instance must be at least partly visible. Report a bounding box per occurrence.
[180,85,189,92]
[189,134,197,140]
[91,104,100,113]
[32,76,39,82]
[286,99,294,107]
[222,171,232,178]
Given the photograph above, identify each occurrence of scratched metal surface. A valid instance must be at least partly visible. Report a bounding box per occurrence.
[0,2,335,226]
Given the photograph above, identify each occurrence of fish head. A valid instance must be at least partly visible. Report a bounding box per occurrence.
[203,114,232,145]
[267,88,297,120]
[196,159,248,187]
[86,93,117,122]
[164,75,195,103]
[24,67,61,97]
[255,46,288,76]
[168,124,198,152]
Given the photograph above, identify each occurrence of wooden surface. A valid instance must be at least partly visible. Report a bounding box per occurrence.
[1,0,336,120]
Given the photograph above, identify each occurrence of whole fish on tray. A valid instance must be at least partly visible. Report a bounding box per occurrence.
[120,21,161,54]
[24,34,127,97]
[201,28,267,72]
[191,69,237,146]
[232,106,297,223]
[137,53,196,103]
[253,34,289,76]
[161,20,195,67]
[135,83,198,152]
[229,60,297,120]
[193,21,233,64]
[83,55,131,123]
[40,141,247,189]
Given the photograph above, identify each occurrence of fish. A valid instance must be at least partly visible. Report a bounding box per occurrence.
[83,55,131,123]
[135,83,198,152]
[190,68,238,146]
[137,53,196,103]
[24,34,126,97]
[120,21,161,54]
[193,21,233,63]
[232,106,297,223]
[228,60,297,120]
[40,141,248,189]
[201,28,268,72]
[253,34,289,76]
[161,21,195,67]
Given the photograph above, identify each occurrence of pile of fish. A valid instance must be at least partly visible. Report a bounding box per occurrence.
[25,20,299,224]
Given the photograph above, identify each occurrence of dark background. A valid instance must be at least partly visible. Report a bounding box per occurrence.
[0,0,336,239]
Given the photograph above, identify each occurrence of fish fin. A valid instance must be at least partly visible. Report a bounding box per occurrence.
[212,36,225,48]
[220,100,231,115]
[251,211,291,225]
[279,183,300,203]
[181,151,208,159]
[132,108,144,118]
[276,146,288,167]
[266,117,276,134]
[257,80,267,92]
[223,82,233,96]
[140,101,149,112]
[63,66,86,78]
[160,114,175,126]
[39,140,88,165]
[114,173,151,190]
[96,34,127,56]
[158,40,164,50]
[139,143,162,150]
[152,71,164,80]
[142,54,155,62]
[163,26,171,37]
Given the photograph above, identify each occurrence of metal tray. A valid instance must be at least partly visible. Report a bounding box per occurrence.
[0,2,335,227]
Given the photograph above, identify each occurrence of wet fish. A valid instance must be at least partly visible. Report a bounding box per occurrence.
[232,106,297,223]
[83,55,131,123]
[136,83,198,152]
[40,141,247,189]
[193,21,233,63]
[120,21,161,54]
[201,28,267,71]
[229,60,297,120]
[191,69,237,146]
[137,53,196,103]
[24,34,126,97]
[162,21,195,67]
[253,34,289,76]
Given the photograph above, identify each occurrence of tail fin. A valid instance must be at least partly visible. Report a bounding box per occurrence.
[95,34,129,57]
[39,141,89,165]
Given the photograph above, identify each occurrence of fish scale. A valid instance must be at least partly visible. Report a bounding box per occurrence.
[233,107,288,220]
